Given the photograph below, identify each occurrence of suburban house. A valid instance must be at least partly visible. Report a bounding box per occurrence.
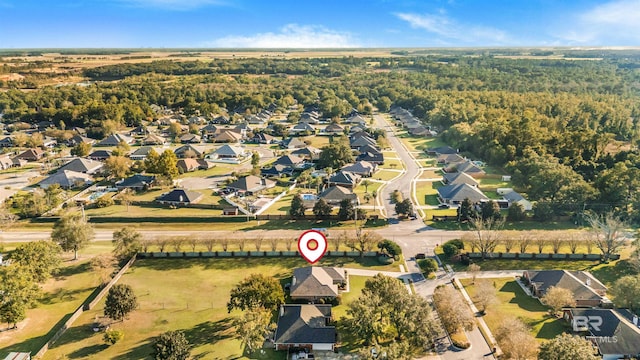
[442,172,479,187]
[437,153,465,165]
[345,114,367,126]
[156,189,203,206]
[290,267,346,301]
[356,151,384,165]
[129,146,163,161]
[281,137,306,149]
[437,183,488,205]
[39,170,93,189]
[327,171,360,188]
[0,137,13,147]
[290,122,315,135]
[341,161,377,177]
[142,134,166,145]
[0,155,13,170]
[212,115,230,124]
[129,125,150,136]
[252,132,277,144]
[499,189,533,211]
[273,154,304,168]
[273,304,336,352]
[96,133,134,147]
[261,164,294,178]
[176,158,201,173]
[58,158,103,174]
[522,270,609,307]
[200,124,218,138]
[226,175,276,195]
[350,135,377,150]
[318,186,358,206]
[212,130,242,143]
[206,144,247,163]
[179,133,201,144]
[233,123,251,137]
[66,134,95,147]
[323,123,344,134]
[299,112,320,124]
[564,308,640,360]
[87,150,112,161]
[174,144,207,159]
[116,174,155,191]
[446,160,486,178]
[16,148,44,162]
[292,146,321,161]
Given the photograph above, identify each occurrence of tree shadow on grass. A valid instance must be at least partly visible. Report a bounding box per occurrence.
[111,339,154,360]
[183,317,234,346]
[535,318,568,339]
[49,324,99,348]
[68,343,109,359]
[499,281,549,312]
[591,259,635,286]
[38,286,95,306]
[55,261,92,279]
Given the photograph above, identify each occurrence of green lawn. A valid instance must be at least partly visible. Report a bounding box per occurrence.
[353,182,383,205]
[461,278,567,341]
[0,259,101,358]
[419,170,441,179]
[397,134,447,154]
[415,181,438,207]
[41,259,385,360]
[429,220,580,231]
[83,204,225,217]
[178,163,239,178]
[379,158,403,170]
[373,170,400,182]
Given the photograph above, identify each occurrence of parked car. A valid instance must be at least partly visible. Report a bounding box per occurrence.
[415,253,426,259]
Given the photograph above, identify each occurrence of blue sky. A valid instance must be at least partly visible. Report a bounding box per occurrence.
[1,0,640,48]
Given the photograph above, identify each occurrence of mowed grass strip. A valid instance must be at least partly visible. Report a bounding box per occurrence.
[461,278,566,341]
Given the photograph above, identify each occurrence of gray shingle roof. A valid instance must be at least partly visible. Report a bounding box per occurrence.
[442,172,479,187]
[525,270,607,302]
[290,267,345,299]
[156,189,203,204]
[274,304,336,345]
[58,158,103,174]
[569,308,640,356]
[437,183,488,203]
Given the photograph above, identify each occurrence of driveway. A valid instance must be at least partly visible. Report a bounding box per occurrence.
[0,170,41,202]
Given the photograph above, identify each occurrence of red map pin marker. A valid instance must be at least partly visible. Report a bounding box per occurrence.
[298,230,328,264]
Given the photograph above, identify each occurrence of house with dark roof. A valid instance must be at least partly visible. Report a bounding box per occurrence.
[129,125,150,136]
[212,115,230,124]
[251,132,277,144]
[437,153,465,165]
[327,171,360,188]
[442,172,479,187]
[564,308,640,360]
[501,190,533,211]
[129,146,162,161]
[274,304,336,351]
[290,267,346,301]
[274,154,304,167]
[323,123,344,134]
[292,146,321,161]
[345,114,367,126]
[226,175,276,195]
[261,164,294,178]
[116,174,155,191]
[200,124,218,137]
[58,158,103,174]
[156,189,203,206]
[0,137,13,148]
[318,186,358,206]
[350,135,377,150]
[341,161,377,177]
[87,150,111,161]
[16,148,44,162]
[290,122,315,134]
[356,151,384,165]
[96,133,134,147]
[437,183,488,205]
[523,270,609,307]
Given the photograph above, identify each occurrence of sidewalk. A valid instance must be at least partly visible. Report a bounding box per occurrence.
[453,277,501,358]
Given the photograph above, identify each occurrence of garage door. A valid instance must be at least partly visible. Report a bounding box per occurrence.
[312,343,333,351]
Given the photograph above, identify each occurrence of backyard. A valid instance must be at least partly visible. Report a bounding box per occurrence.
[461,278,567,341]
[41,258,379,360]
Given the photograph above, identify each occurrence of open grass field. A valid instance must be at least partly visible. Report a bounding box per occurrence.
[178,164,238,178]
[373,169,401,182]
[415,180,438,207]
[379,158,403,170]
[83,204,226,217]
[397,134,447,155]
[41,258,376,360]
[353,181,383,205]
[0,258,101,358]
[461,278,567,341]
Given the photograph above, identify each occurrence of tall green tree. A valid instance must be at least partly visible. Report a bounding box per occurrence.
[312,198,332,219]
[227,274,284,313]
[51,213,95,260]
[338,198,355,221]
[104,284,137,321]
[233,308,273,355]
[289,193,306,218]
[0,265,40,329]
[158,150,179,180]
[153,330,191,360]
[144,148,160,174]
[318,141,353,169]
[610,275,640,310]
[10,241,62,283]
[457,198,474,221]
[112,227,142,261]
[395,198,413,216]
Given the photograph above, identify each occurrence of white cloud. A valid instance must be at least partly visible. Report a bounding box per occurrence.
[395,12,510,45]
[115,0,226,10]
[207,24,358,48]
[555,0,640,45]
